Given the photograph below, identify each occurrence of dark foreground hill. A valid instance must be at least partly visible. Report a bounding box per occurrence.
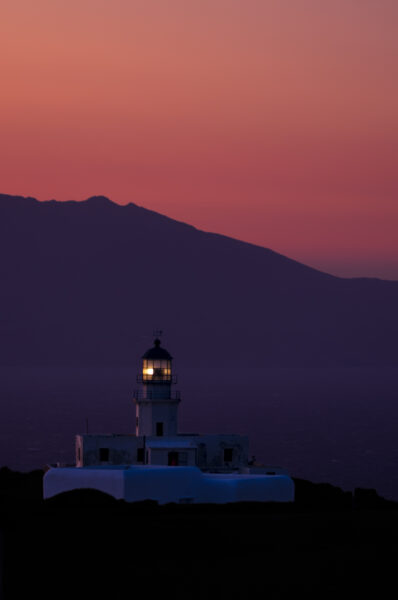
[1,193,398,367]
[1,468,398,599]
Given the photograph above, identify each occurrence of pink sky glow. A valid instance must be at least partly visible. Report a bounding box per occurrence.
[1,0,397,278]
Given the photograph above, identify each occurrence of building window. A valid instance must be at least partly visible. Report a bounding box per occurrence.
[178,452,188,466]
[137,448,145,463]
[136,416,139,427]
[99,448,109,462]
[156,422,164,437]
[77,447,81,462]
[224,448,233,463]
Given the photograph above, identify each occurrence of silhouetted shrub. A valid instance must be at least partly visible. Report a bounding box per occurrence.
[0,467,43,503]
[354,487,396,509]
[44,487,118,507]
[293,477,353,510]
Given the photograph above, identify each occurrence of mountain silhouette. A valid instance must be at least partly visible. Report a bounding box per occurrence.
[1,193,397,367]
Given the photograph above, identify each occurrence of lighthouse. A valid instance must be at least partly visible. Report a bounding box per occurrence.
[134,339,180,437]
[44,335,295,503]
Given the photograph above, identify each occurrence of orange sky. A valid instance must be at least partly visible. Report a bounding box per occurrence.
[1,0,397,278]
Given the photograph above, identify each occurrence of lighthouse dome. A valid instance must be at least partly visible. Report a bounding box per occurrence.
[142,339,173,360]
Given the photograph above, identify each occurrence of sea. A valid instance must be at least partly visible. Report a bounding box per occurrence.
[0,366,398,500]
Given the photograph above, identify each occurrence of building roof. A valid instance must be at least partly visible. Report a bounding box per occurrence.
[142,338,173,360]
[146,439,197,449]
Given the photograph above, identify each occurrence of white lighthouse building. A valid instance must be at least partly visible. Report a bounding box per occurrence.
[44,339,294,503]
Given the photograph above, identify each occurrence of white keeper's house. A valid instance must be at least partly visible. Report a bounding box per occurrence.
[44,338,294,504]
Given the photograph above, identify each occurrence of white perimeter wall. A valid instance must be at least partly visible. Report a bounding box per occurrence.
[43,466,295,504]
[44,467,126,500]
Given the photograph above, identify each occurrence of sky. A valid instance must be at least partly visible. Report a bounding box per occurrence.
[1,0,397,279]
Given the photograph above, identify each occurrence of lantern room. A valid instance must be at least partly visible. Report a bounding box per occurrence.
[140,339,173,383]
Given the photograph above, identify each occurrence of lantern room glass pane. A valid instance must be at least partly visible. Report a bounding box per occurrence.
[142,359,172,381]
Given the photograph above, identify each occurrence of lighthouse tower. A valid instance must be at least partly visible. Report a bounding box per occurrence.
[134,338,180,437]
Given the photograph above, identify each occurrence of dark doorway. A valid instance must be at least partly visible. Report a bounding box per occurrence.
[224,448,233,463]
[156,422,164,436]
[99,448,109,462]
[168,451,178,466]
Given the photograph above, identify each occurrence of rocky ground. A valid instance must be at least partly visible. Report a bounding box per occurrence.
[1,468,397,599]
